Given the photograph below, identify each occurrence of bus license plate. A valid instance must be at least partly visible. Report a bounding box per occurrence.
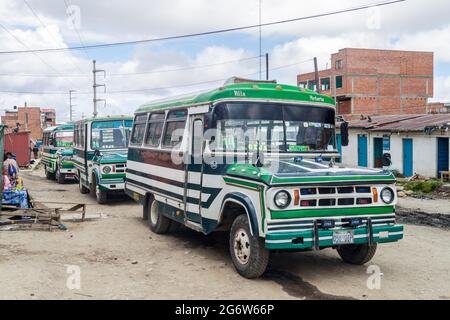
[333,231,354,245]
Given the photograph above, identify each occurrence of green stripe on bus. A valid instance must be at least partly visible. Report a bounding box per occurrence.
[271,206,395,219]
[271,174,395,184]
[223,177,260,190]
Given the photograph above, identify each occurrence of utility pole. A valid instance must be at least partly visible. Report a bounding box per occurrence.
[314,57,321,94]
[265,53,269,80]
[92,60,106,118]
[24,101,28,131]
[259,0,262,80]
[69,90,76,122]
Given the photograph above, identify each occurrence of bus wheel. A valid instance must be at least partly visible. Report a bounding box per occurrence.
[45,166,55,180]
[229,214,269,279]
[90,175,97,198]
[78,172,89,194]
[96,186,108,204]
[56,167,65,184]
[337,243,378,265]
[147,199,171,234]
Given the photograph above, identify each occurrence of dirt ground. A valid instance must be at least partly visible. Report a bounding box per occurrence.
[397,197,450,215]
[1,168,449,300]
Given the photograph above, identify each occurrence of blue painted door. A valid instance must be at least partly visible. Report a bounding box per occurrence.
[437,138,449,176]
[403,139,414,177]
[358,135,368,167]
[336,134,342,163]
[373,138,383,168]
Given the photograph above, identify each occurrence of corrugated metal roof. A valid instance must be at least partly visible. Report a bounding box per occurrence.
[346,115,421,129]
[346,114,450,132]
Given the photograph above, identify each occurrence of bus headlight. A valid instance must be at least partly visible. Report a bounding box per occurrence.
[102,166,112,174]
[380,187,395,204]
[274,191,291,209]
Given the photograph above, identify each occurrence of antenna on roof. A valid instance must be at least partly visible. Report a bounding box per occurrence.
[224,77,277,85]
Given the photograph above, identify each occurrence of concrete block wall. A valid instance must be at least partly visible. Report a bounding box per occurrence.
[340,130,449,178]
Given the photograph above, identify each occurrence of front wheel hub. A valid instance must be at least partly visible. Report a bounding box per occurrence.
[234,228,251,265]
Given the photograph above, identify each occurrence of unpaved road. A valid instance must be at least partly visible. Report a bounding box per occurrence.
[397,197,450,215]
[1,168,449,300]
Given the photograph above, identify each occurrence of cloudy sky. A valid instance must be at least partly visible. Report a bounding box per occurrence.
[0,0,449,122]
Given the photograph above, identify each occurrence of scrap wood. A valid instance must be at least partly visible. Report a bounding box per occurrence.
[29,201,87,222]
[0,207,66,231]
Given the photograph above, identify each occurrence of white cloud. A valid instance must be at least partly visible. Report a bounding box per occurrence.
[1,0,450,122]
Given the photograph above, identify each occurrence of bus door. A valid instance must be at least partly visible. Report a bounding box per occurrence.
[83,123,89,182]
[184,115,204,225]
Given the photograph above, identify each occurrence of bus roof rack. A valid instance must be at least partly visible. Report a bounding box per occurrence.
[224,77,277,85]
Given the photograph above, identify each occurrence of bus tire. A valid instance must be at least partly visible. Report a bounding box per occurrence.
[96,187,108,205]
[147,199,171,234]
[229,214,269,279]
[90,175,97,198]
[142,194,152,220]
[45,166,55,180]
[56,167,65,184]
[337,243,378,265]
[78,172,89,194]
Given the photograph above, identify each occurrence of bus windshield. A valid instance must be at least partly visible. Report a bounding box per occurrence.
[55,131,74,148]
[213,103,336,153]
[91,120,132,150]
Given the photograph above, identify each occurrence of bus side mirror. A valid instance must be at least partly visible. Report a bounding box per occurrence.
[94,149,102,158]
[340,121,349,147]
[252,152,265,168]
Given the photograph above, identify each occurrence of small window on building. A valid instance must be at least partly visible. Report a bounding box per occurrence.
[335,60,343,70]
[299,82,307,89]
[321,78,331,91]
[130,114,148,145]
[162,110,187,148]
[336,76,343,89]
[145,113,166,147]
[307,80,317,91]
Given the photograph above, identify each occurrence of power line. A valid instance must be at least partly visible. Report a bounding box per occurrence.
[23,0,86,74]
[0,21,78,88]
[0,0,406,55]
[0,55,261,78]
[0,58,313,95]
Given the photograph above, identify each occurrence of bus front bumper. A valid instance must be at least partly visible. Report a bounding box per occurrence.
[59,168,75,175]
[99,178,125,191]
[265,224,403,250]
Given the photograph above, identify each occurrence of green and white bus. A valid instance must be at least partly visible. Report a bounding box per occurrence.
[73,116,133,204]
[41,124,76,184]
[125,79,403,278]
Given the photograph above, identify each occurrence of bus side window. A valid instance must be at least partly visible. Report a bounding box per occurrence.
[74,126,78,147]
[145,113,165,147]
[163,110,187,148]
[130,114,148,146]
[81,124,85,148]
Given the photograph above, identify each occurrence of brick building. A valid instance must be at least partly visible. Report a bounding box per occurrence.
[1,107,56,142]
[297,48,434,116]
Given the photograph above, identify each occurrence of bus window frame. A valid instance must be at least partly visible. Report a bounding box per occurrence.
[130,113,149,147]
[161,110,188,150]
[211,101,337,154]
[144,112,167,149]
[90,120,132,152]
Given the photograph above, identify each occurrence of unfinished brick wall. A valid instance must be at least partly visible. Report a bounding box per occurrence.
[297,48,434,116]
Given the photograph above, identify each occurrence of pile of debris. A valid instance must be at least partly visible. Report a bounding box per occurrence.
[396,186,412,198]
[407,174,432,182]
[0,208,66,231]
[0,203,86,232]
